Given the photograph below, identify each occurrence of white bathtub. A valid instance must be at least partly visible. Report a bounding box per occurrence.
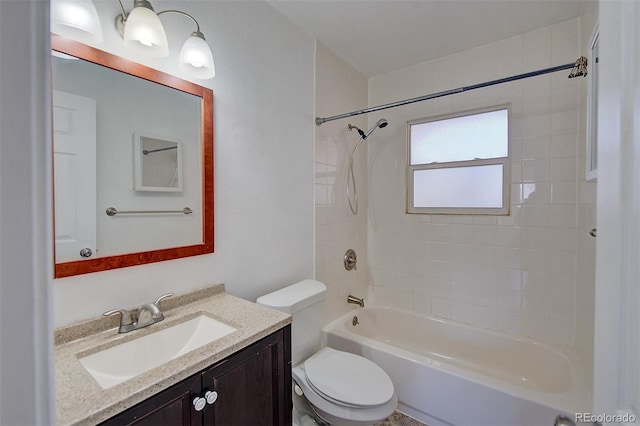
[322,306,590,426]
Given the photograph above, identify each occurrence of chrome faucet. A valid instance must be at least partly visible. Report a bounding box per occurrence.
[347,295,364,307]
[104,293,173,333]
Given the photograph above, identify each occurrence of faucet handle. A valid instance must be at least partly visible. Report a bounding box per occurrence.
[149,293,173,321]
[104,309,135,333]
[154,293,173,306]
[104,309,133,324]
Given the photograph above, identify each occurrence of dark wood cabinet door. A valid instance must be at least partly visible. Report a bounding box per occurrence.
[98,326,292,426]
[203,327,292,426]
[99,373,202,426]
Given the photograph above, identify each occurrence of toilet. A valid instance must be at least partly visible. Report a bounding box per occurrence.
[257,280,397,425]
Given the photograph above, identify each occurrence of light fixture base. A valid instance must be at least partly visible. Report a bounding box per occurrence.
[115,14,126,39]
[191,31,206,41]
[133,0,154,10]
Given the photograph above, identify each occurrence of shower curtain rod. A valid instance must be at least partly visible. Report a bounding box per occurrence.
[315,56,587,126]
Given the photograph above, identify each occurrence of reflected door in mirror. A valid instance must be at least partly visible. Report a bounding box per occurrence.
[53,90,97,262]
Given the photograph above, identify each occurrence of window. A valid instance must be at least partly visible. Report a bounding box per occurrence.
[407,105,510,215]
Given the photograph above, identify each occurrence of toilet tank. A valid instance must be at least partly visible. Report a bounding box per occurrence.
[257,279,326,365]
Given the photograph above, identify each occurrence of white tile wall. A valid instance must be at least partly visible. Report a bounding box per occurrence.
[315,42,370,325]
[367,18,595,346]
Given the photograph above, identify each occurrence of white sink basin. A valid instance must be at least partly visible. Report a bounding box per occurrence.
[79,315,237,389]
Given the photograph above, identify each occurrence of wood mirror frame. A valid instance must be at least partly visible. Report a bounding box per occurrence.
[52,35,214,278]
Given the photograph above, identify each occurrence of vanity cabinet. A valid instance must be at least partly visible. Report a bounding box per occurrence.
[100,326,292,426]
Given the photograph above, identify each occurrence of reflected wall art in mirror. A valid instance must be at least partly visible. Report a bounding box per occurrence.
[51,35,214,278]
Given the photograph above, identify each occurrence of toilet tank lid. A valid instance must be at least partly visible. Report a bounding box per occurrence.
[256,279,326,314]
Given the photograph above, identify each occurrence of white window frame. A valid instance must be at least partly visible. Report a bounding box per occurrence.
[407,105,511,215]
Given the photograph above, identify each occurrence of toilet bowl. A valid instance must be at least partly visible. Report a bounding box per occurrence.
[292,347,397,425]
[257,280,397,425]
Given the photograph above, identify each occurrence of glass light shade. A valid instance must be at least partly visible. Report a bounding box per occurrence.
[51,0,103,43]
[123,6,169,58]
[179,35,216,79]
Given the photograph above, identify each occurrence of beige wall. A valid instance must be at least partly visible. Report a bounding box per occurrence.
[314,41,369,324]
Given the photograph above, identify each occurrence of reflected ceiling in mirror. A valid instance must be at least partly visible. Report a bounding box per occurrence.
[52,35,214,278]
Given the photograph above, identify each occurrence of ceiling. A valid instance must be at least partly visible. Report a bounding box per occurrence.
[267,0,588,77]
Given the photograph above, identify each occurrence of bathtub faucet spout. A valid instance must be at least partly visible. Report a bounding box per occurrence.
[347,295,364,307]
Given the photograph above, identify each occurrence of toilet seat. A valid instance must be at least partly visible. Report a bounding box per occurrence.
[292,347,397,425]
[304,347,394,408]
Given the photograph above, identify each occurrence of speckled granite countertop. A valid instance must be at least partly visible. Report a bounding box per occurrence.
[55,284,291,426]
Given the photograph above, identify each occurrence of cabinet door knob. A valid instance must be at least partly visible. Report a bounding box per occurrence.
[205,390,218,405]
[193,397,206,412]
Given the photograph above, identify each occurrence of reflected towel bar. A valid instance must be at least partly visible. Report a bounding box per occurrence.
[106,207,193,216]
[142,146,178,155]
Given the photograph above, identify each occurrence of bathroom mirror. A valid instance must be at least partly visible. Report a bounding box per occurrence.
[52,35,214,278]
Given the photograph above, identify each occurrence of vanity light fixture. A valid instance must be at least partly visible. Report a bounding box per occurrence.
[50,0,103,44]
[116,0,168,57]
[115,0,216,79]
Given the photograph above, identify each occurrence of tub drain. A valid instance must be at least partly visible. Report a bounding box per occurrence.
[352,316,359,326]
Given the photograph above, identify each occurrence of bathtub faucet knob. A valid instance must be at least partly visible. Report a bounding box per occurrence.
[344,249,357,271]
[347,295,364,307]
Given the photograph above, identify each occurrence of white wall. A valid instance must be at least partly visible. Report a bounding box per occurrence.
[594,0,640,417]
[54,1,315,327]
[0,1,54,423]
[315,41,369,324]
[367,18,591,347]
[575,0,598,397]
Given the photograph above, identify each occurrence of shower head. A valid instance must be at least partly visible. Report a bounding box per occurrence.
[348,119,388,140]
[376,118,388,128]
[363,118,389,139]
[345,117,389,215]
